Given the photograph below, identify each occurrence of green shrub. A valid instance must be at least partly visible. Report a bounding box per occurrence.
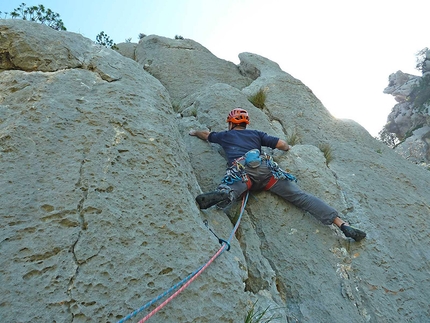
[319,143,333,165]
[409,74,430,111]
[95,31,118,49]
[377,126,399,148]
[244,301,275,323]
[171,102,181,112]
[287,128,301,146]
[3,3,66,30]
[248,88,267,109]
[415,47,428,72]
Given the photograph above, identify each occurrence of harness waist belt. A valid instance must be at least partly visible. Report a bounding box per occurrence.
[244,174,253,190]
[264,176,278,190]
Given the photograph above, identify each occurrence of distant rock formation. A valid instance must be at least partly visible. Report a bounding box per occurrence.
[383,49,430,167]
[1,19,430,322]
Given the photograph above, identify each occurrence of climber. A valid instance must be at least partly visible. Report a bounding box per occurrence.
[189,108,366,242]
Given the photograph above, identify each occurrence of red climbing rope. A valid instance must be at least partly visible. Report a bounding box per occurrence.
[137,192,249,322]
[139,244,227,323]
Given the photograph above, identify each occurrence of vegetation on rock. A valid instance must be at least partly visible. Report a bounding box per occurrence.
[378,128,399,148]
[415,47,429,72]
[248,88,267,109]
[95,31,118,49]
[1,2,66,30]
[379,47,429,148]
[409,74,430,111]
[244,301,276,323]
[319,143,333,165]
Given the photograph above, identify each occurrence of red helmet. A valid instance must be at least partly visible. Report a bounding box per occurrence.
[226,108,250,124]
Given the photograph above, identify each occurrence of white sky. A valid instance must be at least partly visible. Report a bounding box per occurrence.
[2,0,429,136]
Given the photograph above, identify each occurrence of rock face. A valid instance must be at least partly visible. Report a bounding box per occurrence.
[383,49,430,167]
[1,20,430,323]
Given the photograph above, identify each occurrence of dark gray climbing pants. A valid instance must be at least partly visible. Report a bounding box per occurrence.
[218,161,338,225]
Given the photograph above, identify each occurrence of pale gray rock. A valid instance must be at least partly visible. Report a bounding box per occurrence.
[383,70,419,101]
[0,20,248,323]
[1,19,430,323]
[134,35,252,103]
[395,126,430,166]
[115,42,138,60]
[383,65,430,167]
[0,19,95,71]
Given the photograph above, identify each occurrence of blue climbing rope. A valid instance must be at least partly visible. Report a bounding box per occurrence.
[116,266,204,323]
[117,191,250,323]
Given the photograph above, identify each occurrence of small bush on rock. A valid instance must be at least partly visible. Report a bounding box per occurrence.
[415,47,429,72]
[378,126,400,148]
[319,143,333,165]
[409,74,430,111]
[95,31,118,50]
[287,128,301,146]
[248,88,267,109]
[2,3,66,30]
[244,301,276,323]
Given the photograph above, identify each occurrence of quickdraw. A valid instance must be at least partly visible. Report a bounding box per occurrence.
[221,158,250,187]
[263,153,297,182]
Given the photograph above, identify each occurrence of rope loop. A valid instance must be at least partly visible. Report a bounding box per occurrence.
[218,238,231,251]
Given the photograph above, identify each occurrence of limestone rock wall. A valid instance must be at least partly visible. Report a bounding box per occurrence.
[134,35,253,103]
[383,50,430,167]
[0,20,248,323]
[1,19,430,323]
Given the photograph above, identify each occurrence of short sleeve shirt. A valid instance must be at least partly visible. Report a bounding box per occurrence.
[208,129,279,165]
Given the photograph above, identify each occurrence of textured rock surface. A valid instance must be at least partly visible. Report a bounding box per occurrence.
[383,70,425,135]
[0,20,248,323]
[383,51,430,167]
[115,42,137,61]
[1,19,430,323]
[134,35,253,103]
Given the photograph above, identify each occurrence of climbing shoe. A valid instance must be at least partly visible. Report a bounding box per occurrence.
[341,223,366,242]
[196,191,230,209]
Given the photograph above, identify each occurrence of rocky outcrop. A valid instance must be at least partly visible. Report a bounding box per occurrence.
[134,35,253,103]
[383,49,430,167]
[1,19,430,323]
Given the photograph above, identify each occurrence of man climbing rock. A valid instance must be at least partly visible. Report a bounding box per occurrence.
[189,108,366,242]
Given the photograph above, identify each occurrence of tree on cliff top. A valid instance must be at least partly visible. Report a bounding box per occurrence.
[415,47,429,72]
[95,31,118,50]
[1,3,66,31]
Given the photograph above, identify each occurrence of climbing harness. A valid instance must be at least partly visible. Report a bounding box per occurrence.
[221,150,297,192]
[264,175,278,191]
[221,158,252,190]
[116,192,250,323]
[263,153,297,183]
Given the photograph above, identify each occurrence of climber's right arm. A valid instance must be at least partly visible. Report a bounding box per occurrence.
[189,130,210,141]
[275,139,291,151]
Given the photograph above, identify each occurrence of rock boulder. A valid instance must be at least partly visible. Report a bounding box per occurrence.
[1,19,430,323]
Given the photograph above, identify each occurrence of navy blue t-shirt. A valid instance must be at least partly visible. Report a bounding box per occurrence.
[208,129,279,165]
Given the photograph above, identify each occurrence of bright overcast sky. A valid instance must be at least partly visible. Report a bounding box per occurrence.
[2,0,429,136]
